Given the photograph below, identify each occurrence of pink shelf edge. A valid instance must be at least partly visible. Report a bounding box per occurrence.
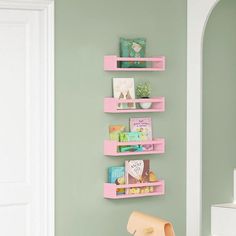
[104,97,165,113]
[104,180,165,199]
[104,55,165,71]
[104,138,165,156]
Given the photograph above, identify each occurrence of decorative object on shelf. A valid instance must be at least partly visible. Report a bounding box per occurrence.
[104,138,165,156]
[104,56,165,71]
[127,211,175,236]
[106,118,161,155]
[130,117,153,151]
[104,180,165,199]
[113,78,135,109]
[119,132,143,153]
[109,125,126,141]
[136,82,152,109]
[125,160,150,194]
[108,166,125,194]
[149,171,158,182]
[119,132,142,142]
[120,38,146,68]
[104,97,165,113]
[119,145,143,153]
[105,160,161,199]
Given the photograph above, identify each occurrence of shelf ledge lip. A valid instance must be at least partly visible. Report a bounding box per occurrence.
[104,180,165,199]
[103,138,165,156]
[105,192,164,199]
[104,55,166,71]
[104,180,164,189]
[104,97,165,113]
[105,138,164,146]
[104,97,164,103]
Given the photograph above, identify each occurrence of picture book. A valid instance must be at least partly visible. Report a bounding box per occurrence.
[119,132,142,142]
[130,117,153,151]
[109,125,125,141]
[119,131,143,153]
[125,160,150,194]
[108,166,125,194]
[112,78,136,109]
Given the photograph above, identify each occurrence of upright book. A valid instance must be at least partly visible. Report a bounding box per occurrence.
[125,160,150,194]
[130,117,153,151]
[108,166,125,194]
[109,125,125,141]
[112,78,136,109]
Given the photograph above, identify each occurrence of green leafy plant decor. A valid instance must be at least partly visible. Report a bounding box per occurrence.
[136,82,152,109]
[136,82,151,98]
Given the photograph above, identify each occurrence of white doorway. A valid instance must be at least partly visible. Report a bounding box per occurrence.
[0,1,54,236]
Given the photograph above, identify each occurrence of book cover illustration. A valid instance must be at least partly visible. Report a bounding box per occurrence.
[119,132,143,153]
[112,78,136,109]
[130,117,153,151]
[119,132,141,142]
[120,38,146,68]
[109,125,125,141]
[125,160,150,194]
[108,166,125,194]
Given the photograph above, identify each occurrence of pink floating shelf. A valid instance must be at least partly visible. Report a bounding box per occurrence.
[104,138,165,156]
[104,55,165,71]
[104,97,165,113]
[104,180,165,199]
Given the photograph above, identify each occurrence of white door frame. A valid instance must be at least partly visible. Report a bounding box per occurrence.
[187,0,220,236]
[0,1,54,236]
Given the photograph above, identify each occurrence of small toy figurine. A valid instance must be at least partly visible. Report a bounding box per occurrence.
[144,187,150,193]
[129,187,141,194]
[115,176,125,194]
[149,171,158,182]
[149,186,154,193]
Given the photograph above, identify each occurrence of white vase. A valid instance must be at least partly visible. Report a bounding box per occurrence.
[139,97,152,109]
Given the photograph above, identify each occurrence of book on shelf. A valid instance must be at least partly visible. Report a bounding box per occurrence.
[130,117,153,151]
[109,125,125,141]
[119,132,143,152]
[125,160,150,194]
[108,166,125,194]
[112,78,136,109]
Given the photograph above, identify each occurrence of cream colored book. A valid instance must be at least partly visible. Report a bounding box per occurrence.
[112,78,136,109]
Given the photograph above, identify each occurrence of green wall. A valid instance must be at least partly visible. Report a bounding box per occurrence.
[56,1,187,235]
[203,0,236,235]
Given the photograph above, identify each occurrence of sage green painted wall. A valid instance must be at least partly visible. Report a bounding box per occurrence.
[56,1,186,235]
[203,0,236,235]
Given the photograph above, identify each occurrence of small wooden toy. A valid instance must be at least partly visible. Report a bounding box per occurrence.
[127,211,175,236]
[149,171,158,182]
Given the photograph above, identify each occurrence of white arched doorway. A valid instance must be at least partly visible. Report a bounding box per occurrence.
[187,0,220,236]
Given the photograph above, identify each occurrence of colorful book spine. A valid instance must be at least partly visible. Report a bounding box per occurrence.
[108,167,125,194]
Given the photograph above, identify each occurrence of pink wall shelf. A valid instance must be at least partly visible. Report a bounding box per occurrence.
[104,180,165,199]
[104,55,165,71]
[104,97,165,113]
[104,138,165,156]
